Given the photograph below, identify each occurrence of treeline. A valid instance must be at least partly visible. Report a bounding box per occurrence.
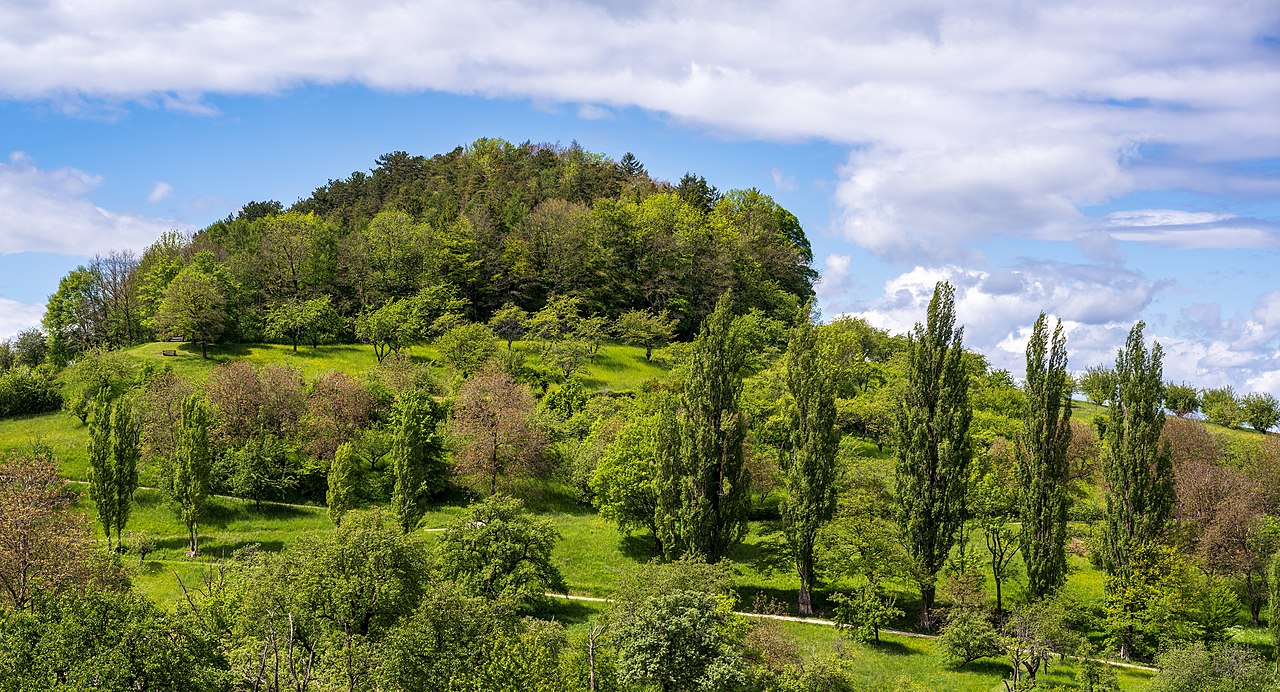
[1078,365,1280,433]
[13,138,813,371]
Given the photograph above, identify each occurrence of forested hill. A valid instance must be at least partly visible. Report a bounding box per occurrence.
[135,138,816,348]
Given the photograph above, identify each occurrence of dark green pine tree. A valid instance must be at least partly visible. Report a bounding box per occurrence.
[1016,313,1073,600]
[781,303,840,615]
[110,397,141,549]
[86,392,117,550]
[390,389,446,533]
[654,293,749,563]
[895,281,973,629]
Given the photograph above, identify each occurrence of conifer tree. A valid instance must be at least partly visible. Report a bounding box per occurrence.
[390,389,446,533]
[327,441,360,525]
[110,396,140,548]
[654,293,749,562]
[86,392,117,550]
[781,303,840,615]
[895,281,973,629]
[1017,313,1073,600]
[1102,321,1174,658]
[171,395,213,556]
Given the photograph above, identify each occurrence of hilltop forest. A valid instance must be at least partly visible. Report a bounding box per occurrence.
[1,139,1278,691]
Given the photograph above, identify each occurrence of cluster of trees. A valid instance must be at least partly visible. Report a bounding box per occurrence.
[1079,365,1280,433]
[21,139,813,370]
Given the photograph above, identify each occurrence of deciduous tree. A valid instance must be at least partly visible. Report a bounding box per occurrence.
[170,395,213,556]
[389,389,447,532]
[449,367,546,495]
[155,266,226,359]
[435,494,566,609]
[895,281,973,629]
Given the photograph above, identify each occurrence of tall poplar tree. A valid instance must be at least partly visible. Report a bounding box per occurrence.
[86,392,117,550]
[895,281,973,629]
[1102,321,1174,658]
[1017,312,1073,600]
[110,397,140,548]
[781,303,840,615]
[654,293,749,562]
[171,395,213,556]
[327,441,359,525]
[390,389,446,533]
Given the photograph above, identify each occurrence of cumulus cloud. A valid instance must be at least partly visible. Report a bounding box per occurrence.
[0,297,44,341]
[0,153,180,255]
[0,2,1273,265]
[147,181,173,202]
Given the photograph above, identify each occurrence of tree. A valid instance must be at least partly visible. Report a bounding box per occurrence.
[614,309,677,361]
[1017,313,1073,600]
[781,304,840,615]
[973,443,1020,617]
[86,393,118,549]
[390,389,447,532]
[488,302,528,350]
[592,400,664,551]
[327,441,360,525]
[58,348,134,424]
[1078,365,1115,406]
[610,559,746,692]
[449,367,546,495]
[654,293,750,563]
[169,395,213,556]
[1242,392,1280,433]
[435,322,499,379]
[355,297,422,363]
[1149,642,1274,692]
[830,583,903,644]
[1102,322,1175,658]
[1202,386,1244,429]
[1269,551,1280,675]
[155,266,226,358]
[12,327,47,368]
[227,432,292,507]
[303,371,372,461]
[1164,382,1200,417]
[895,281,973,629]
[937,607,1003,668]
[0,452,96,610]
[109,396,140,549]
[435,494,566,609]
[264,295,342,351]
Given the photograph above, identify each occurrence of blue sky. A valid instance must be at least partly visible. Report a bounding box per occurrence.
[1,0,1278,392]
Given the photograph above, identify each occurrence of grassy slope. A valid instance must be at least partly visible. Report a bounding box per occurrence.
[22,348,1280,689]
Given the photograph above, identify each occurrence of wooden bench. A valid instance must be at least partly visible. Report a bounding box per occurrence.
[161,350,177,357]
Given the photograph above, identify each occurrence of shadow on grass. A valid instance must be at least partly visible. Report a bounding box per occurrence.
[536,597,604,626]
[963,660,1012,676]
[619,533,661,561]
[176,342,251,359]
[866,638,915,656]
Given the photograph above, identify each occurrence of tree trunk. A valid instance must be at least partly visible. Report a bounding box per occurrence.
[919,581,936,630]
[797,549,815,616]
[201,340,208,359]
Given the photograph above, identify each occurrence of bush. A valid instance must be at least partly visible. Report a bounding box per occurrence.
[1149,642,1274,692]
[0,366,62,418]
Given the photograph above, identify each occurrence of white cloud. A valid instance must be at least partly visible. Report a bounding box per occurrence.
[0,153,181,255]
[0,2,1272,265]
[770,167,796,192]
[147,181,173,202]
[0,297,44,342]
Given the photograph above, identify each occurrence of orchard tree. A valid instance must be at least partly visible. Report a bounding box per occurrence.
[449,367,546,495]
[1017,313,1073,600]
[1201,386,1244,429]
[435,323,499,379]
[1164,382,1200,417]
[434,494,566,609]
[488,302,529,350]
[654,293,750,563]
[1078,365,1116,406]
[780,303,840,615]
[390,389,447,533]
[1242,392,1280,433]
[155,266,226,359]
[895,281,973,629]
[614,308,677,361]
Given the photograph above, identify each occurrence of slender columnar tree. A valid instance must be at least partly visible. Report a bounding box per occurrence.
[86,392,117,550]
[171,395,213,556]
[654,293,749,563]
[390,389,446,533]
[1102,321,1174,658]
[895,281,973,629]
[1017,313,1073,600]
[781,303,840,615]
[110,397,140,548]
[327,441,360,525]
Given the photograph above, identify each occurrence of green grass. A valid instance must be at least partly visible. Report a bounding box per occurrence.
[0,410,90,479]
